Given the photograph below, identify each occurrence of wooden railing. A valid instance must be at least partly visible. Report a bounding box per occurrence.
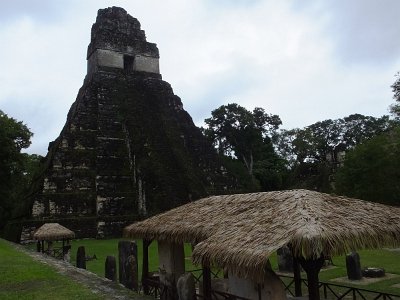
[142,271,400,300]
[44,247,65,259]
[143,269,250,300]
[279,274,400,300]
[187,268,222,284]
[195,290,250,300]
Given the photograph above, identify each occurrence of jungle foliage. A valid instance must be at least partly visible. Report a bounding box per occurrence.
[203,102,398,198]
[0,110,41,231]
[335,127,400,206]
[274,114,396,193]
[203,103,286,191]
[390,72,400,119]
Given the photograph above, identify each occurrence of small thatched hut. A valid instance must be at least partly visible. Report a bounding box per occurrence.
[124,189,400,300]
[33,223,75,260]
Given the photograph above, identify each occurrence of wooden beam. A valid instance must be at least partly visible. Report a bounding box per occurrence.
[202,265,212,300]
[142,239,152,295]
[257,284,262,300]
[298,256,325,300]
[293,255,302,297]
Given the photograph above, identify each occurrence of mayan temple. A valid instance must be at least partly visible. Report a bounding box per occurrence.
[20,7,247,240]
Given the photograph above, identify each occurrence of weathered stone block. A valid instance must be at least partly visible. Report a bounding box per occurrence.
[158,241,185,300]
[177,273,196,300]
[105,255,117,281]
[277,245,294,273]
[125,254,138,291]
[118,240,137,289]
[76,246,86,269]
[133,55,160,74]
[346,251,362,280]
[362,267,385,278]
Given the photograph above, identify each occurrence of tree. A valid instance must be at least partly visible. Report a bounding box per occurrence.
[336,128,400,206]
[204,103,282,175]
[0,110,33,229]
[204,103,285,191]
[390,72,400,118]
[275,114,395,192]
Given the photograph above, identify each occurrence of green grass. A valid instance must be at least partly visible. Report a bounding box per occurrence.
[319,249,400,294]
[280,249,400,296]
[29,239,198,278]
[66,239,278,279]
[69,239,191,276]
[0,239,105,300]
[25,239,400,295]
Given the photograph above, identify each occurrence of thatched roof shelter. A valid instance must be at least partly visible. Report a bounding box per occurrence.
[33,223,75,241]
[124,189,400,280]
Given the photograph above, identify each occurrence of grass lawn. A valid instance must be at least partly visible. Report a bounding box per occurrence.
[0,239,105,300]
[66,239,279,278]
[67,239,198,277]
[320,249,400,294]
[25,238,400,295]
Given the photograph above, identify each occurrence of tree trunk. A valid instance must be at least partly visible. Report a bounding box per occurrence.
[242,152,254,175]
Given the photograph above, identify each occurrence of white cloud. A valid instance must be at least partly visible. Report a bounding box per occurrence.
[0,0,398,155]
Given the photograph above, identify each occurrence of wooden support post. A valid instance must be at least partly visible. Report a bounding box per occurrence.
[298,256,325,300]
[142,239,151,295]
[257,284,262,300]
[41,240,45,253]
[202,265,212,300]
[293,256,302,297]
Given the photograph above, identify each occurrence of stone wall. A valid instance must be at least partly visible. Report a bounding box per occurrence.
[88,49,160,75]
[133,55,159,73]
[87,7,159,77]
[88,49,124,74]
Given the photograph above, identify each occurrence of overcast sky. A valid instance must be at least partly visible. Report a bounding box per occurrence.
[1,0,400,155]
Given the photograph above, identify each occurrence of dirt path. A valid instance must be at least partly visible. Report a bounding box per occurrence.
[11,242,151,300]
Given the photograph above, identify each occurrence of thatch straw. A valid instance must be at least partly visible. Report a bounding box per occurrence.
[33,223,75,241]
[124,189,400,280]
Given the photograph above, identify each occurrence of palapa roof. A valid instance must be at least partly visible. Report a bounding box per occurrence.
[124,189,400,280]
[33,223,75,241]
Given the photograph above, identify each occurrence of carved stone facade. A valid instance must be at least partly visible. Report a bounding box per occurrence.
[22,7,245,240]
[86,7,160,76]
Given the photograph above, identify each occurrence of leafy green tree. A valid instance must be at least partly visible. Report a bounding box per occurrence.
[341,114,394,147]
[204,103,285,191]
[275,114,395,192]
[204,103,281,175]
[0,110,33,229]
[336,128,400,206]
[390,72,400,118]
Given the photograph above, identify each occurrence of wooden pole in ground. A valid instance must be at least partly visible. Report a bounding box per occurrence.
[293,256,302,297]
[202,265,212,300]
[257,284,262,300]
[290,244,302,297]
[298,256,325,300]
[142,239,151,295]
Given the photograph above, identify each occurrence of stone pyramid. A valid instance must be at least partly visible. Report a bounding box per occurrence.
[22,7,247,239]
